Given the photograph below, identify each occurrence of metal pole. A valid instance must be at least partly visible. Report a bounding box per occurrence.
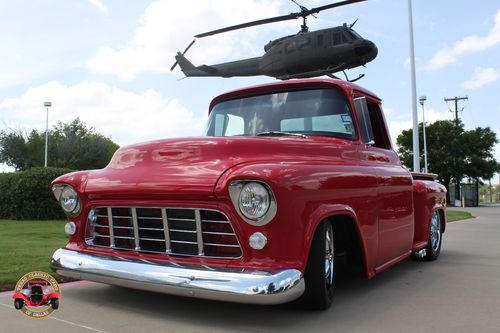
[408,0,419,172]
[43,101,51,168]
[422,103,428,173]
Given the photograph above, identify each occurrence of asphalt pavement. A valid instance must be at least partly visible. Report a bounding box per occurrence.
[1,206,499,333]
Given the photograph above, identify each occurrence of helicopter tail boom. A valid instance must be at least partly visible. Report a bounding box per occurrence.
[175,53,263,78]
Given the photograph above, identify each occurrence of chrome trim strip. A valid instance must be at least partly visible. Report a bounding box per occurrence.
[107,207,115,247]
[194,209,204,256]
[131,208,140,251]
[161,208,171,254]
[51,248,304,305]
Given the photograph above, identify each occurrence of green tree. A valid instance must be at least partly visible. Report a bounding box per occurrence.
[396,120,500,201]
[0,118,119,171]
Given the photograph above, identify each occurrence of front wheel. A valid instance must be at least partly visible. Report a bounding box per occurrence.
[51,298,59,310]
[298,220,335,310]
[14,298,24,310]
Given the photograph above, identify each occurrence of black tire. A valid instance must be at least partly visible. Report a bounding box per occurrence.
[14,298,24,310]
[412,210,442,261]
[51,298,59,310]
[298,220,335,310]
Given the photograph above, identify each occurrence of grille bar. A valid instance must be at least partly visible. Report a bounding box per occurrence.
[107,207,115,248]
[87,207,241,259]
[194,209,204,256]
[131,208,140,251]
[161,208,171,254]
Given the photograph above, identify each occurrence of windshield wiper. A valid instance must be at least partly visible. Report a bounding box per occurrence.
[255,131,308,139]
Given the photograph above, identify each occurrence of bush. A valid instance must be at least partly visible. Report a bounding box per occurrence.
[0,167,72,220]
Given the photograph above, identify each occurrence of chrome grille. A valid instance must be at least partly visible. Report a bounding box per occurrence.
[86,207,242,258]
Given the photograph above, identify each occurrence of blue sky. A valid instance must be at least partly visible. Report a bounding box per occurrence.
[1,0,499,181]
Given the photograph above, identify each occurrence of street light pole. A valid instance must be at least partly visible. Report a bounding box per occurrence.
[408,0,420,172]
[419,96,428,173]
[43,101,52,168]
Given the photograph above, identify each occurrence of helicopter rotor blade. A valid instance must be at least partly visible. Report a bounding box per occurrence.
[170,39,196,71]
[195,13,299,38]
[307,0,368,15]
[194,0,368,39]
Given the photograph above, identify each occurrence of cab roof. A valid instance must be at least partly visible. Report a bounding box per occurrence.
[209,78,380,111]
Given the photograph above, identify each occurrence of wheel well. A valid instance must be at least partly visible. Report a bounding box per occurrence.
[326,214,366,275]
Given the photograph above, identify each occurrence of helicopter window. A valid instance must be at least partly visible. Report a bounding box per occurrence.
[206,88,357,140]
[332,32,349,45]
[317,34,324,46]
[348,29,362,40]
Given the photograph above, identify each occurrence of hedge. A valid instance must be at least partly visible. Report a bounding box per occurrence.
[0,167,72,220]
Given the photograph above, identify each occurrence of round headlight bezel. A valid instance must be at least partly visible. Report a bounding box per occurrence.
[228,180,277,226]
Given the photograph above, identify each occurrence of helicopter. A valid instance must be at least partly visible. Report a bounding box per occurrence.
[171,0,377,81]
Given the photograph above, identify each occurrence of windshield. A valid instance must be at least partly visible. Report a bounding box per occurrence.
[204,88,357,140]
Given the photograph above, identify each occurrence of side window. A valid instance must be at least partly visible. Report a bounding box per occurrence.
[213,114,244,136]
[224,114,244,136]
[353,97,374,143]
[332,32,349,45]
[366,102,391,149]
[317,34,324,47]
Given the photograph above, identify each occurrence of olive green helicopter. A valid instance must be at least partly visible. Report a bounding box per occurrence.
[171,0,377,81]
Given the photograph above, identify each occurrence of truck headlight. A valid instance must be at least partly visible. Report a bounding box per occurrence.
[239,182,270,219]
[228,181,277,226]
[52,185,82,217]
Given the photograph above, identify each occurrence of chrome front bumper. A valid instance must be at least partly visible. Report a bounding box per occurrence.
[51,248,305,305]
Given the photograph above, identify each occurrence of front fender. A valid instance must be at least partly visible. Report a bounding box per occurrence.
[214,160,377,273]
[48,292,60,299]
[12,292,27,301]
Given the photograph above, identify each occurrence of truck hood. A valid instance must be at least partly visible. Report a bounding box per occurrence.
[84,136,356,200]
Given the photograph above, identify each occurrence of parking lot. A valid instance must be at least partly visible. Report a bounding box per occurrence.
[1,206,499,333]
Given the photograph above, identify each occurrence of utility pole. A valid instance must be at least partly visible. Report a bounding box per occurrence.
[444,96,468,124]
[443,96,468,206]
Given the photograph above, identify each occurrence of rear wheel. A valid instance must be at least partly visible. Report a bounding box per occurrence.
[14,298,24,310]
[425,210,442,260]
[412,210,442,261]
[298,220,335,310]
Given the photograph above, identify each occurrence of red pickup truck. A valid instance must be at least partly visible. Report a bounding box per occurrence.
[51,79,446,310]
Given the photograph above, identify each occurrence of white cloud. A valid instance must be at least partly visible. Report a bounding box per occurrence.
[87,0,285,80]
[88,0,108,13]
[0,81,206,147]
[462,67,499,89]
[425,10,500,70]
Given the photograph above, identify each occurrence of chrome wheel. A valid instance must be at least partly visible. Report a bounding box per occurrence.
[430,211,441,253]
[324,223,334,289]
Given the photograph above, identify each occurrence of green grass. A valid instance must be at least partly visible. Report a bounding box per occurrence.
[446,210,473,222]
[0,220,71,292]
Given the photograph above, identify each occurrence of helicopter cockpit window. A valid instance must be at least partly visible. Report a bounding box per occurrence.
[205,88,357,140]
[332,31,349,45]
[284,41,297,54]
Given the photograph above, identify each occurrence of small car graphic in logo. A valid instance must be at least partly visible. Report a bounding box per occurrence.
[12,271,61,319]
